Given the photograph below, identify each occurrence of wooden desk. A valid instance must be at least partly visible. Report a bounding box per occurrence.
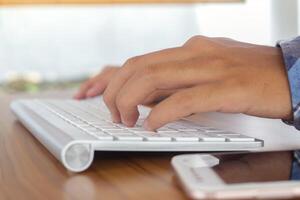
[0,91,186,200]
[1,90,300,200]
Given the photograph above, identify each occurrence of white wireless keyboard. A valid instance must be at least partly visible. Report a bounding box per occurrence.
[11,97,263,172]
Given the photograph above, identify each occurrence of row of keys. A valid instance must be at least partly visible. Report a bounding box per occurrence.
[41,100,255,142]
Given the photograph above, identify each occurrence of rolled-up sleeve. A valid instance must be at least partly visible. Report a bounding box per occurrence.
[278,37,300,130]
[278,37,300,179]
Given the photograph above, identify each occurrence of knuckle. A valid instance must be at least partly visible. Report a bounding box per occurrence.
[213,37,231,41]
[124,56,143,68]
[190,35,206,42]
[140,65,159,78]
[184,35,208,47]
[136,65,161,86]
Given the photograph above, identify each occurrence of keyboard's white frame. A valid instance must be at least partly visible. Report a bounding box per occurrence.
[11,99,263,172]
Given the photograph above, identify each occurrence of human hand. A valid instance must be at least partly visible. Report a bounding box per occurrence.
[74,65,177,104]
[74,66,120,100]
[213,151,293,183]
[101,36,292,130]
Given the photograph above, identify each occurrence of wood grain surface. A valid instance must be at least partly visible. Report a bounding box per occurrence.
[0,91,187,200]
[1,90,299,200]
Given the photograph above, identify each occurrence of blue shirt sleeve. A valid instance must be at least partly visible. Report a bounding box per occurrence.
[278,37,300,130]
[278,37,300,180]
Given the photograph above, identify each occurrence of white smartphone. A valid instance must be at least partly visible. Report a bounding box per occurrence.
[172,154,300,199]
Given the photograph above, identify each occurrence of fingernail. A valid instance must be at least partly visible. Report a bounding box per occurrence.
[119,115,131,127]
[111,115,121,123]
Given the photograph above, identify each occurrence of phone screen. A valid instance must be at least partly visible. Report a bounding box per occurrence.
[211,152,293,184]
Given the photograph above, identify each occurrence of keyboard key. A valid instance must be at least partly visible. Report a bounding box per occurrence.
[105,130,134,134]
[77,124,93,128]
[131,130,157,134]
[166,123,186,129]
[116,124,130,129]
[196,132,226,142]
[81,127,101,132]
[156,127,178,133]
[126,127,145,132]
[91,122,111,127]
[217,132,255,142]
[135,132,172,142]
[115,135,143,141]
[36,99,259,148]
[199,127,224,133]
[160,132,199,142]
[99,126,123,131]
[92,133,114,141]
[176,128,198,132]
[72,121,89,126]
[106,130,143,141]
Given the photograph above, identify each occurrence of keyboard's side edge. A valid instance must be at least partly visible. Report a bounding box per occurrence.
[10,100,94,172]
[10,100,72,159]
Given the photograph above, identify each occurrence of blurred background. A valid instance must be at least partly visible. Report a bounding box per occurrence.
[0,0,298,93]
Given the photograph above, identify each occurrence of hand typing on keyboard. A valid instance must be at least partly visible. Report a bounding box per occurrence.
[39,99,260,144]
[74,36,292,131]
[11,97,263,171]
